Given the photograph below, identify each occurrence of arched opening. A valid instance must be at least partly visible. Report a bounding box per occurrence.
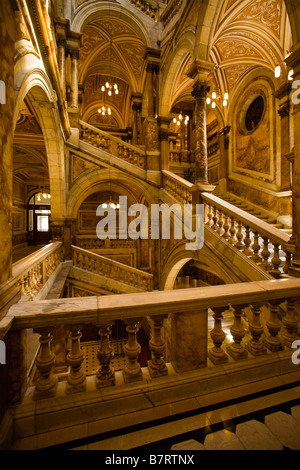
[27,192,51,245]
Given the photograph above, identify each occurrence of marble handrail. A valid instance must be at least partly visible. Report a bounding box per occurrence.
[0,242,63,308]
[2,277,300,400]
[72,245,153,291]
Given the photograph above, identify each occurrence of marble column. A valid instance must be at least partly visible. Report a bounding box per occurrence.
[158,116,171,170]
[218,126,230,194]
[0,0,15,284]
[191,80,210,184]
[57,38,66,100]
[70,48,79,108]
[285,46,300,277]
[131,95,142,145]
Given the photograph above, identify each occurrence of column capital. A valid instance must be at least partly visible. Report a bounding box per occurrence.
[187,59,215,82]
[191,80,210,100]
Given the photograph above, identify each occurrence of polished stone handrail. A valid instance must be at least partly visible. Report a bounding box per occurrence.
[79,120,147,169]
[162,170,293,277]
[72,245,153,292]
[0,242,63,313]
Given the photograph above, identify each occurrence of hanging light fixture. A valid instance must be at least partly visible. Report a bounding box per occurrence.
[100,40,119,98]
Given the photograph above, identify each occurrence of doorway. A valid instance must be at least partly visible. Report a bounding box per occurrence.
[27,192,51,245]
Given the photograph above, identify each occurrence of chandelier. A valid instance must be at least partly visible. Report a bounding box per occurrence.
[172,113,190,126]
[98,105,111,116]
[100,40,119,97]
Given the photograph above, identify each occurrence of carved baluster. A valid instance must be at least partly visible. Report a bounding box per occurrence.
[211,207,218,231]
[247,303,267,356]
[283,251,292,274]
[229,216,237,244]
[96,323,115,388]
[227,304,248,360]
[206,204,213,227]
[208,307,229,364]
[251,231,262,263]
[33,328,57,399]
[243,226,252,256]
[234,221,245,250]
[260,237,271,270]
[270,244,281,278]
[217,210,224,236]
[222,214,230,240]
[282,298,299,347]
[264,300,284,351]
[66,326,86,393]
[123,318,143,383]
[148,315,168,378]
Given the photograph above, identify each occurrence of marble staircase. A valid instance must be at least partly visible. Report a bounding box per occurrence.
[219,193,292,234]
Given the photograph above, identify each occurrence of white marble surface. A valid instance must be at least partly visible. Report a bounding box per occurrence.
[204,429,245,450]
[236,419,283,450]
[264,411,300,450]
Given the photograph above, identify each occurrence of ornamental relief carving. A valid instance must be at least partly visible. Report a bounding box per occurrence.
[234,0,281,37]
[215,39,263,61]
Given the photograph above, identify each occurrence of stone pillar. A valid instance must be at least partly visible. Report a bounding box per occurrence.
[69,48,79,108]
[171,309,207,372]
[218,126,230,194]
[275,83,292,190]
[57,38,66,99]
[131,94,142,145]
[191,81,210,184]
[285,46,300,277]
[158,116,171,171]
[187,60,215,186]
[0,0,15,284]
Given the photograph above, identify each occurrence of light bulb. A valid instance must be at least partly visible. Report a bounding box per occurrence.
[223,99,227,107]
[185,115,189,121]
[98,109,101,113]
[115,89,119,95]
[108,90,112,96]
[179,114,183,120]
[275,65,281,78]
[114,83,118,90]
[173,117,177,123]
[206,97,211,104]
[37,194,41,201]
[43,193,47,199]
[212,92,217,99]
[101,86,105,92]
[177,120,180,126]
[102,203,108,209]
[212,102,216,108]
[102,111,105,116]
[108,108,111,115]
[105,81,109,88]
[224,92,229,100]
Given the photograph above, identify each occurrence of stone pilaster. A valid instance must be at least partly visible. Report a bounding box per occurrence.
[158,116,172,171]
[218,125,230,194]
[285,46,300,276]
[0,0,15,283]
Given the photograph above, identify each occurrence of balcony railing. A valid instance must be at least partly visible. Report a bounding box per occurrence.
[162,170,293,278]
[1,277,300,405]
[72,245,153,292]
[79,120,147,170]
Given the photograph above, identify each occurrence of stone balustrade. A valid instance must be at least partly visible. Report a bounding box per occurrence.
[162,170,293,278]
[162,170,193,205]
[72,245,153,292]
[79,120,147,170]
[127,0,159,20]
[2,277,300,402]
[0,242,63,309]
[202,192,292,278]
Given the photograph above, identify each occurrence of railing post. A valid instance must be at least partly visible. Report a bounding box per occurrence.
[263,300,284,352]
[123,318,143,383]
[282,298,299,347]
[208,307,229,364]
[251,231,262,263]
[227,304,248,360]
[33,328,57,399]
[271,244,281,278]
[96,323,115,388]
[148,315,168,378]
[66,326,86,393]
[247,303,267,356]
